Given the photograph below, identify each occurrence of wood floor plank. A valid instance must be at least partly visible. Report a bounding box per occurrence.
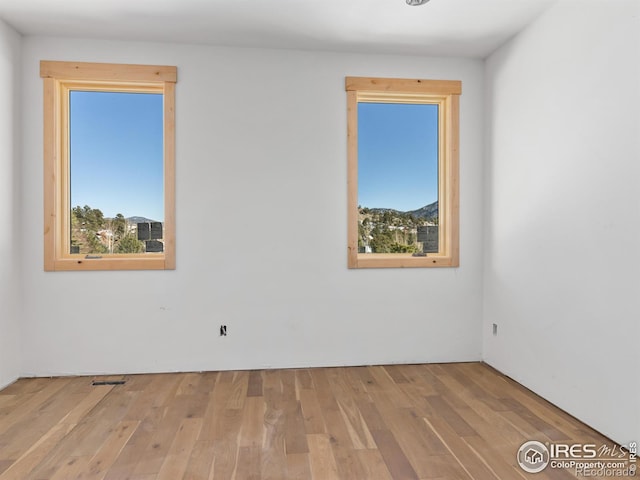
[327,445,369,480]
[246,371,263,398]
[235,445,262,480]
[156,418,202,480]
[82,420,140,480]
[24,426,89,479]
[415,453,474,480]
[182,439,215,480]
[357,369,453,476]
[355,449,393,480]
[284,401,308,455]
[72,392,139,456]
[298,389,325,435]
[367,366,414,409]
[344,367,374,403]
[402,365,445,398]
[329,370,376,449]
[308,369,354,449]
[369,428,419,480]
[0,462,11,477]
[0,395,21,415]
[48,455,90,480]
[376,406,450,478]
[281,371,308,455]
[462,432,528,480]
[285,452,312,480]
[226,371,249,410]
[239,396,265,448]
[194,371,218,395]
[294,370,313,391]
[0,379,71,436]
[384,365,411,384]
[132,391,194,476]
[500,397,571,441]
[0,391,85,460]
[0,423,75,480]
[210,438,239,479]
[307,371,370,479]
[335,399,376,450]
[307,434,340,480]
[423,415,499,480]
[62,385,114,425]
[0,364,618,480]
[209,405,243,479]
[446,363,510,412]
[0,378,49,396]
[176,373,202,396]
[425,395,477,437]
[261,377,287,480]
[198,371,234,442]
[434,371,524,448]
[103,393,167,480]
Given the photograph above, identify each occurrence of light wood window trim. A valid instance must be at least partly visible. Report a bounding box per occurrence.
[41,60,177,271]
[346,76,460,269]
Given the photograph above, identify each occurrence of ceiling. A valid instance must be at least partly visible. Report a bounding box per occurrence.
[0,0,557,58]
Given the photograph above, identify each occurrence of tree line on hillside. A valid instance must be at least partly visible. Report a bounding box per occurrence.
[358,206,437,254]
[71,205,144,254]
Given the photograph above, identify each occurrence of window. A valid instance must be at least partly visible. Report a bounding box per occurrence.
[346,76,461,268]
[40,61,177,271]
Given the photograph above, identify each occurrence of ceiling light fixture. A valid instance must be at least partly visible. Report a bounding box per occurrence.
[406,0,430,5]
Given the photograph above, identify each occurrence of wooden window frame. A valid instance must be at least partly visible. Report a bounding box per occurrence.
[346,76,461,269]
[40,60,177,271]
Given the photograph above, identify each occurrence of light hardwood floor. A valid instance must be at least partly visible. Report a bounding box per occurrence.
[0,363,618,479]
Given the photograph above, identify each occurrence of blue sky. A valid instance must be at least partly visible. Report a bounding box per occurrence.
[70,91,164,221]
[358,102,438,212]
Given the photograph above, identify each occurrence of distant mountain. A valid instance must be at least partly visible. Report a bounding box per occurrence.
[406,201,438,220]
[367,200,438,220]
[126,216,159,224]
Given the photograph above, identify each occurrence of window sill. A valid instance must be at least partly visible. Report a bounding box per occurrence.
[46,255,174,272]
[349,252,459,269]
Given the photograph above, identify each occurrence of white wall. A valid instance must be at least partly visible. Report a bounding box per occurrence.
[484,0,640,444]
[20,38,485,376]
[0,19,21,390]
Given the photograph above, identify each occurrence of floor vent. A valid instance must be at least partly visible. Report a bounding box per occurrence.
[92,380,126,386]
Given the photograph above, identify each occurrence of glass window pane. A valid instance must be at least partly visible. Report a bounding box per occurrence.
[69,91,164,255]
[357,102,439,254]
